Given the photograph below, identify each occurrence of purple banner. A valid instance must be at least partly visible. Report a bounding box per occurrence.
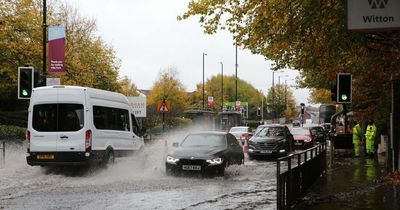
[48,26,65,74]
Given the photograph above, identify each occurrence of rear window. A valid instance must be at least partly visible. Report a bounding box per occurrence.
[291,128,310,136]
[229,127,248,132]
[33,104,84,132]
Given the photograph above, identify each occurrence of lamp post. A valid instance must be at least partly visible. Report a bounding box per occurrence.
[235,44,238,102]
[271,70,284,121]
[42,0,47,85]
[277,75,289,117]
[221,62,224,112]
[202,53,207,109]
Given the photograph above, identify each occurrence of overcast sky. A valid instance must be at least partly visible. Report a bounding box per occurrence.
[67,0,310,104]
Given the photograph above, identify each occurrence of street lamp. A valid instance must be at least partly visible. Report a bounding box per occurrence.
[202,53,207,109]
[271,70,284,121]
[220,62,224,112]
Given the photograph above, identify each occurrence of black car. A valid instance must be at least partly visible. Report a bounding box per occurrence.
[307,125,326,142]
[165,131,244,176]
[248,125,294,159]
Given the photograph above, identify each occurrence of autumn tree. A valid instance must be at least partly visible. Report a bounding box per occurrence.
[266,84,296,121]
[117,76,139,97]
[147,68,190,128]
[0,0,122,112]
[179,0,400,121]
[308,88,333,105]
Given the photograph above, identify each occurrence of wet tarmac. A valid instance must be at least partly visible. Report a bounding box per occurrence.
[294,153,400,210]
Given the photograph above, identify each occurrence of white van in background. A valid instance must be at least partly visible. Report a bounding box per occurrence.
[26,86,145,166]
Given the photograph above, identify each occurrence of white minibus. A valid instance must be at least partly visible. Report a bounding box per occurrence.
[26,86,145,166]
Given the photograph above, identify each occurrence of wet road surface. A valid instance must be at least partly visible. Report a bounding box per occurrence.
[0,140,279,210]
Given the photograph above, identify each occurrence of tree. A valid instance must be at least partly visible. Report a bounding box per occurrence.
[266,84,296,121]
[0,0,123,112]
[117,76,139,97]
[191,74,263,120]
[308,88,333,105]
[179,0,400,121]
[147,68,190,128]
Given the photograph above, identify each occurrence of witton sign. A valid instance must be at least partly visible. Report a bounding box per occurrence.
[347,0,400,31]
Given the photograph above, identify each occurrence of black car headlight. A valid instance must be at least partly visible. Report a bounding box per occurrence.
[166,155,179,164]
[206,157,223,165]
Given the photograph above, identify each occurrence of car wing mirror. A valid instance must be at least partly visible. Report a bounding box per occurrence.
[172,142,179,147]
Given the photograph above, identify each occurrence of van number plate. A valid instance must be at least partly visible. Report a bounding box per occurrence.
[37,154,54,160]
[182,165,201,171]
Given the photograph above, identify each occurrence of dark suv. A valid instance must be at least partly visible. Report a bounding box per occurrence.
[248,125,294,159]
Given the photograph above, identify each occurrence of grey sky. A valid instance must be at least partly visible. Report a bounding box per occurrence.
[68,0,310,104]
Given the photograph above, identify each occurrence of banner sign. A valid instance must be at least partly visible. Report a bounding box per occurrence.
[223,101,248,111]
[48,25,66,73]
[128,96,147,117]
[347,0,400,31]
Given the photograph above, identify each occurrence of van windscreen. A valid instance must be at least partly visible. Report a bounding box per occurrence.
[33,104,84,132]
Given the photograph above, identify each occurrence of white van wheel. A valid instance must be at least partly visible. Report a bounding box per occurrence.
[105,150,115,166]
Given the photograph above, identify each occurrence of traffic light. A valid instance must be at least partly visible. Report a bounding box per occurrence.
[257,107,261,116]
[337,73,352,103]
[300,103,305,115]
[18,67,34,99]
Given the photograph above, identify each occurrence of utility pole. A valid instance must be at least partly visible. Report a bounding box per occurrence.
[202,53,207,109]
[42,0,47,84]
[235,44,238,102]
[221,62,224,112]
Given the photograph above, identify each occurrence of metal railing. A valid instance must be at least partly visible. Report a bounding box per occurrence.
[276,143,327,210]
[0,141,5,167]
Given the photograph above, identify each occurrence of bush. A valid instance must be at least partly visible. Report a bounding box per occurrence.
[0,125,26,140]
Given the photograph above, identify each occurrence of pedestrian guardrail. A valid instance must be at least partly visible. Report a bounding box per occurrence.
[0,141,5,167]
[276,143,327,210]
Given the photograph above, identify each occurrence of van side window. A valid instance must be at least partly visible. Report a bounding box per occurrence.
[93,106,130,131]
[33,104,84,132]
[131,114,139,135]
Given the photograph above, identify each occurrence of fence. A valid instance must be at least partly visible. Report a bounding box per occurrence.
[276,143,327,209]
[0,141,5,167]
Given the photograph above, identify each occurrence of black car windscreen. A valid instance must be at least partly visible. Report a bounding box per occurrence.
[256,127,285,137]
[181,134,226,147]
[33,104,84,132]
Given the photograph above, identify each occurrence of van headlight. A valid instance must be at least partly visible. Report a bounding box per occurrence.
[166,155,179,164]
[206,157,223,165]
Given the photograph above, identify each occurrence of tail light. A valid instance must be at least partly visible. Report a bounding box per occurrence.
[242,133,249,140]
[85,130,92,152]
[26,130,30,153]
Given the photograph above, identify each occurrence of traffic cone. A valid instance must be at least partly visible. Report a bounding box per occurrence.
[243,139,249,153]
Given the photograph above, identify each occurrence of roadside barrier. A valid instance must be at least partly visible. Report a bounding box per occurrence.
[0,141,5,167]
[276,143,327,210]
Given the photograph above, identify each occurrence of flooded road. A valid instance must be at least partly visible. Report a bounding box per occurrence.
[0,139,278,210]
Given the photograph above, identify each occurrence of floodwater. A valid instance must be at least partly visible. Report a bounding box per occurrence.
[0,132,279,210]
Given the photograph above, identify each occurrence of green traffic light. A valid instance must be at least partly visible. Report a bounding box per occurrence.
[22,89,29,96]
[341,94,347,101]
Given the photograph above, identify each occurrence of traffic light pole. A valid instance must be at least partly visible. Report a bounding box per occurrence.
[42,0,47,85]
[392,79,400,171]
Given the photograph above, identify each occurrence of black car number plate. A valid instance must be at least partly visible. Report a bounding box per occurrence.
[182,165,201,171]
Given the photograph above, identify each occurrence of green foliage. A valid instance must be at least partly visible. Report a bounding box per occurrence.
[266,84,296,120]
[0,125,26,140]
[191,74,264,119]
